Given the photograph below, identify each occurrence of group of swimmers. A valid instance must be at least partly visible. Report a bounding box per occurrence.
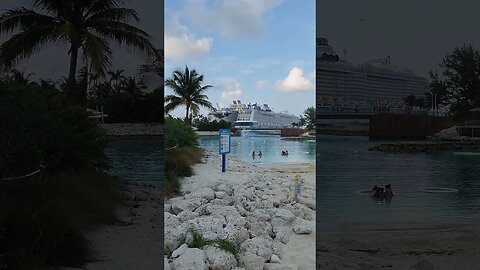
[371,184,394,198]
[251,150,289,159]
[251,151,263,159]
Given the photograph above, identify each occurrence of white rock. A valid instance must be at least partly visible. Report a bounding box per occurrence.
[186,217,227,241]
[165,212,181,227]
[171,199,202,215]
[240,237,274,260]
[205,245,238,270]
[270,254,282,264]
[272,226,290,244]
[185,187,215,201]
[247,221,273,238]
[263,263,298,270]
[237,251,265,270]
[274,209,296,223]
[214,191,226,199]
[165,203,172,213]
[171,243,188,258]
[177,210,199,222]
[164,224,187,254]
[164,258,171,270]
[173,248,207,270]
[292,218,312,234]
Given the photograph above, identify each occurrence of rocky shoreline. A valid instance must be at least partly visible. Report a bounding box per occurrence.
[369,126,480,153]
[100,123,163,138]
[164,152,316,270]
[317,124,369,136]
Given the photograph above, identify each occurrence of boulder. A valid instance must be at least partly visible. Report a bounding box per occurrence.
[185,187,215,202]
[171,243,188,259]
[177,210,200,222]
[274,209,296,223]
[186,217,227,241]
[269,254,282,264]
[237,251,265,270]
[292,218,312,234]
[240,237,274,260]
[204,245,238,270]
[173,248,207,270]
[164,224,187,254]
[164,258,171,270]
[412,260,434,270]
[263,263,298,270]
[272,226,290,244]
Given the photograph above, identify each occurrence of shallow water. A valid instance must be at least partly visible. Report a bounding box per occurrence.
[104,138,163,184]
[198,135,316,164]
[317,135,480,230]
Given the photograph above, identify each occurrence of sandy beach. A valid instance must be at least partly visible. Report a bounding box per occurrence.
[164,152,316,270]
[62,182,163,270]
[317,225,480,270]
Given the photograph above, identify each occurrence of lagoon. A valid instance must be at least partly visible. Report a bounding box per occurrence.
[104,138,164,184]
[317,135,480,231]
[198,135,316,164]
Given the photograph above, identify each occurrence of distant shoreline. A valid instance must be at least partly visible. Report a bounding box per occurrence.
[100,123,164,138]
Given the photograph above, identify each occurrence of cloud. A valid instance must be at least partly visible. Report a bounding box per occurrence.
[275,67,315,92]
[184,0,284,38]
[165,14,213,61]
[256,80,269,89]
[165,34,213,61]
[308,70,316,80]
[215,78,244,107]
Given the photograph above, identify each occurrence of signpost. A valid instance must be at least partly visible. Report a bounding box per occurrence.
[219,129,231,172]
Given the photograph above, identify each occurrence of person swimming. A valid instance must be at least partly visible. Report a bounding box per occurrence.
[384,184,394,198]
[251,151,256,159]
[258,151,263,158]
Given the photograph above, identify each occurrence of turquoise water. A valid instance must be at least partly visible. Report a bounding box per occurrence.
[198,135,316,164]
[104,139,163,184]
[317,135,480,230]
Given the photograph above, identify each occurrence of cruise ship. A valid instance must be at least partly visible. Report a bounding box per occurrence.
[209,101,299,130]
[317,37,428,116]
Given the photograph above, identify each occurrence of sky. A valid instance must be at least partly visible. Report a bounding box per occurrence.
[317,0,480,78]
[0,0,163,81]
[164,0,315,117]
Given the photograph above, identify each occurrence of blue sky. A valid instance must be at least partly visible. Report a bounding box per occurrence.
[165,0,315,117]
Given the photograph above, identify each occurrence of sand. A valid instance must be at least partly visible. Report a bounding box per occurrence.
[317,225,480,270]
[70,182,163,270]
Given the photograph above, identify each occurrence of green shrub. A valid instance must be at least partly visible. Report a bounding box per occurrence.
[186,228,240,255]
[165,117,198,148]
[0,80,110,178]
[193,117,231,131]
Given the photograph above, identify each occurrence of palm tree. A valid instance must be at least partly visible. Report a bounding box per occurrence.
[107,69,126,93]
[165,66,214,125]
[0,0,155,104]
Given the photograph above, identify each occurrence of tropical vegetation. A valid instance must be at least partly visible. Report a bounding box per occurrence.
[165,66,214,124]
[164,117,201,197]
[0,0,156,105]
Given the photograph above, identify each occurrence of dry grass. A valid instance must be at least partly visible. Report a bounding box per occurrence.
[164,147,203,198]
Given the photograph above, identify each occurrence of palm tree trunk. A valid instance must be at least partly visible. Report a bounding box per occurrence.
[67,44,79,104]
[185,105,190,124]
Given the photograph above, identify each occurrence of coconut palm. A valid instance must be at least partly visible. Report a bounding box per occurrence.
[165,66,213,125]
[107,69,126,93]
[0,0,155,104]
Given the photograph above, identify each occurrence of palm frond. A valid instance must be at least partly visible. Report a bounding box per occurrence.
[82,32,112,75]
[0,8,59,33]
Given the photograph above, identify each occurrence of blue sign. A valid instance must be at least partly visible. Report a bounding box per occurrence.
[219,129,231,154]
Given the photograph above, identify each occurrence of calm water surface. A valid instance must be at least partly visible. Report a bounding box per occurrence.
[317,135,480,230]
[104,138,163,184]
[198,135,316,164]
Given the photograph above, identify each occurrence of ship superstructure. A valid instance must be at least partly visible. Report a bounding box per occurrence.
[208,101,299,130]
